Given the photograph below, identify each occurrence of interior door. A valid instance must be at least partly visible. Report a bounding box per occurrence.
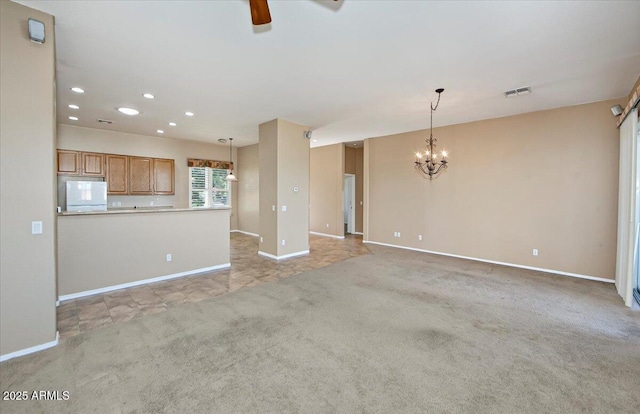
[344,175,355,234]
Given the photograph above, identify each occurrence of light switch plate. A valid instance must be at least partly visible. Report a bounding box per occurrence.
[282,206,287,212]
[32,221,43,234]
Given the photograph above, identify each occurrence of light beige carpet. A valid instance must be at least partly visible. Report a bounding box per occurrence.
[1,244,639,413]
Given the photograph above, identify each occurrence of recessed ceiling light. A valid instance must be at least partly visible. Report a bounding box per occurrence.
[168,122,176,126]
[185,111,194,117]
[68,104,79,109]
[157,130,164,134]
[117,107,139,116]
[143,93,155,99]
[68,116,78,121]
[71,87,84,93]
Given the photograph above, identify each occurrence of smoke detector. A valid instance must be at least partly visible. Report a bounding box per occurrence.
[218,138,227,143]
[504,86,532,97]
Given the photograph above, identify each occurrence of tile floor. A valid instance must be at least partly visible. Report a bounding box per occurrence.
[57,233,370,339]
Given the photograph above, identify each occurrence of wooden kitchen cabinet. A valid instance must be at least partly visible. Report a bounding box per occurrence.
[80,152,104,176]
[57,150,104,176]
[58,148,175,196]
[106,154,128,194]
[128,156,154,195]
[153,158,175,195]
[57,150,79,175]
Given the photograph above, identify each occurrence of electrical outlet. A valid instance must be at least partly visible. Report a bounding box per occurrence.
[260,237,263,243]
[117,202,121,207]
[166,254,172,262]
[326,223,329,228]
[418,235,422,241]
[397,232,401,237]
[272,205,275,212]
[150,201,154,206]
[281,240,286,246]
[533,249,538,256]
[282,205,287,212]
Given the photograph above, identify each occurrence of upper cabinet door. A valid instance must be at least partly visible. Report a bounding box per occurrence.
[81,152,104,176]
[129,157,153,195]
[57,150,79,175]
[106,154,128,194]
[153,158,175,195]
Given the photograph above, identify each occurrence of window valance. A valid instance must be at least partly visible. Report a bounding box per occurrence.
[187,158,233,170]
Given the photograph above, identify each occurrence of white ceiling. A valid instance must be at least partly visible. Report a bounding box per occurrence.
[17,0,640,148]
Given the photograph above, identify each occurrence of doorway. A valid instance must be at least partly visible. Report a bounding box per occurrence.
[344,174,355,235]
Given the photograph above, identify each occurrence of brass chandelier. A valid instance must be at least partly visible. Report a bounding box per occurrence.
[414,88,449,179]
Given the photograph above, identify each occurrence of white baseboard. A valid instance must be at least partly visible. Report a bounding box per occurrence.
[1,331,59,363]
[363,240,615,284]
[352,232,364,235]
[231,230,259,237]
[58,263,231,302]
[258,250,310,260]
[310,231,344,239]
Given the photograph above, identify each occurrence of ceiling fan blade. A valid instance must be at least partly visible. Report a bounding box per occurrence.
[249,0,272,25]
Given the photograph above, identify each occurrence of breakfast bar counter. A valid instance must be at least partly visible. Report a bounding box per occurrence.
[57,207,231,299]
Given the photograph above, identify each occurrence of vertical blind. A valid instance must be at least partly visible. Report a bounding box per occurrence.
[189,167,230,207]
[615,108,638,307]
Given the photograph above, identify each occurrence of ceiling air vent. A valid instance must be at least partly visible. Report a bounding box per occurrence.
[97,119,113,124]
[504,86,532,97]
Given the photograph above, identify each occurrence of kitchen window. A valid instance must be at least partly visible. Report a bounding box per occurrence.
[189,167,231,207]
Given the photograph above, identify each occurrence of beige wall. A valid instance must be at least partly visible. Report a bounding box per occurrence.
[345,147,356,174]
[0,1,57,356]
[259,120,279,255]
[310,144,344,236]
[277,119,310,256]
[258,119,310,257]
[58,210,230,296]
[58,124,237,229]
[367,99,623,279]
[237,144,259,235]
[628,75,640,103]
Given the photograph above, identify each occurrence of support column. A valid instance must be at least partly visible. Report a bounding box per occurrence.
[258,119,310,259]
[1,1,57,359]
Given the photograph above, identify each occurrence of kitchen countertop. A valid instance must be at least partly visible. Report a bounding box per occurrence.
[58,206,231,216]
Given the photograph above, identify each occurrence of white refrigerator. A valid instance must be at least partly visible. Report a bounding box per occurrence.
[66,181,108,212]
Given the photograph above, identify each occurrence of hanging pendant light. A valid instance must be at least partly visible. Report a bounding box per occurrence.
[226,138,237,181]
[414,88,449,179]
